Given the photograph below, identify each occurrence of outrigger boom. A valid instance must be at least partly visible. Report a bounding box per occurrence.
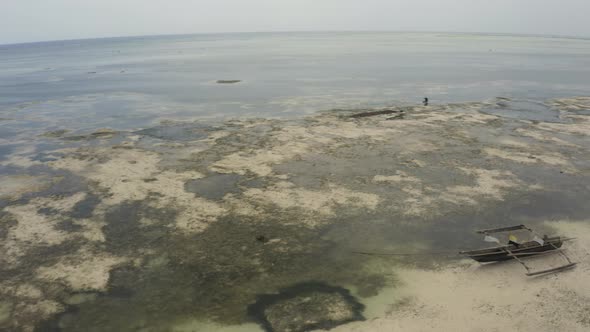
[475,224,531,234]
[462,224,577,276]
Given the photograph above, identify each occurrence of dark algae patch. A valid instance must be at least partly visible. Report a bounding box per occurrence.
[349,108,403,118]
[184,173,243,200]
[41,129,69,138]
[47,211,391,331]
[69,193,102,219]
[61,128,118,141]
[248,282,365,332]
[134,123,211,141]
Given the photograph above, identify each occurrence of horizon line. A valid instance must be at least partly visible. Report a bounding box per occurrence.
[2,29,590,47]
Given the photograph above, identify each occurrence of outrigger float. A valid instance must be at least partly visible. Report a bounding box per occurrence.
[460,224,577,276]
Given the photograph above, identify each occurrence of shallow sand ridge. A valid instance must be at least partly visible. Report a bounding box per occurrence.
[0,97,589,331]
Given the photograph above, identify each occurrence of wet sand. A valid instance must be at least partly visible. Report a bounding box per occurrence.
[330,220,590,332]
[0,97,589,331]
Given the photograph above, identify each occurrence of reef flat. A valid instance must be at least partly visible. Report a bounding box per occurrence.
[1,97,590,331]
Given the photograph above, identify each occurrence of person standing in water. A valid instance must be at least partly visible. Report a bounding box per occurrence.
[423,97,429,106]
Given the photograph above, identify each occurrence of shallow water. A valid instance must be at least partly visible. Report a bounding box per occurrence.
[1,33,590,332]
[2,32,590,133]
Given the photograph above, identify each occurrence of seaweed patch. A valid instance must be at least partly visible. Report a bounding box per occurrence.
[247,282,365,332]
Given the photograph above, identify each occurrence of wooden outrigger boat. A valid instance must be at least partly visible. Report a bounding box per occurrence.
[460,225,577,276]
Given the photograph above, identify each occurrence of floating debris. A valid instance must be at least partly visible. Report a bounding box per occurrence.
[217,80,241,84]
[349,109,402,118]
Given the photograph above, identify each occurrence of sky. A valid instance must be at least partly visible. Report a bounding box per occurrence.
[1,0,590,44]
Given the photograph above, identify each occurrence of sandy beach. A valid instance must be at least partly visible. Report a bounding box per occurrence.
[330,220,590,332]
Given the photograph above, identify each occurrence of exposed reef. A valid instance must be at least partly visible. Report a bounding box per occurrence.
[0,97,589,331]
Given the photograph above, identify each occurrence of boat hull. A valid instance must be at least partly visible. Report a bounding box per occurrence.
[462,237,564,263]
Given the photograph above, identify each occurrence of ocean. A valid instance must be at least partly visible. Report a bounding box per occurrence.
[2,32,590,132]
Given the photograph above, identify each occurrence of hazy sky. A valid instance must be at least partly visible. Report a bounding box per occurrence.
[2,0,590,44]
